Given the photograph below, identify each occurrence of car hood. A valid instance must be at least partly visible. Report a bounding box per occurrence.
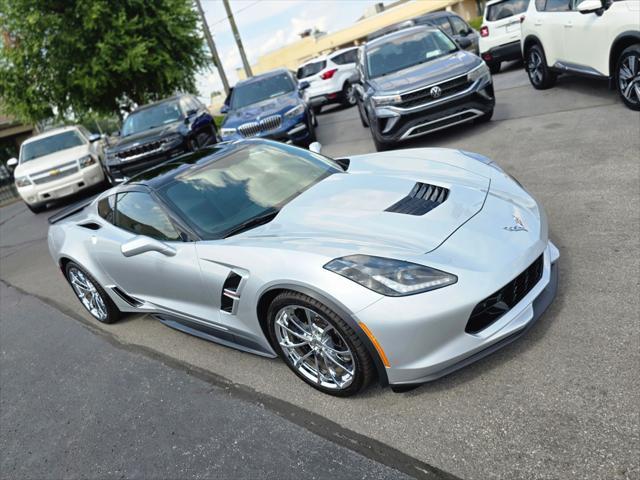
[107,121,184,153]
[222,93,301,127]
[369,50,481,94]
[237,150,491,256]
[15,145,90,177]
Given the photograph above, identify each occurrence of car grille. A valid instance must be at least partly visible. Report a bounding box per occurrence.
[237,115,282,138]
[465,254,544,334]
[117,140,165,160]
[385,182,449,215]
[408,110,480,137]
[398,75,471,109]
[30,161,79,185]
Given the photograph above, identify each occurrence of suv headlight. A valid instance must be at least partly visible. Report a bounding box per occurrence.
[372,94,402,107]
[15,176,32,188]
[78,155,97,168]
[220,127,237,138]
[284,104,305,118]
[468,62,490,83]
[324,255,457,296]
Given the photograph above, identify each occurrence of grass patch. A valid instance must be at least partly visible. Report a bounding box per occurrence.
[469,16,483,30]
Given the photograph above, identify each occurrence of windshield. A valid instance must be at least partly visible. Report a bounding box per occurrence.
[231,73,295,109]
[297,61,326,79]
[122,101,183,136]
[366,29,458,78]
[486,0,528,21]
[158,143,340,239]
[21,130,85,162]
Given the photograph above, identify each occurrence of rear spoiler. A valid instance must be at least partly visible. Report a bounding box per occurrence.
[48,194,99,225]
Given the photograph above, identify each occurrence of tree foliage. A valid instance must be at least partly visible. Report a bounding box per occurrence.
[0,0,209,123]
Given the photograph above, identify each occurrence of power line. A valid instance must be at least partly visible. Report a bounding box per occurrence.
[201,0,262,28]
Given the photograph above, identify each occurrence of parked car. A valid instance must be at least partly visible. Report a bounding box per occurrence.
[8,126,106,213]
[521,0,640,110]
[105,94,218,183]
[296,47,359,114]
[368,11,480,55]
[355,26,495,151]
[48,139,559,397]
[220,69,316,146]
[479,0,529,73]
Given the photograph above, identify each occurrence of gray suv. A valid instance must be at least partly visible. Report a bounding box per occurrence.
[355,26,495,151]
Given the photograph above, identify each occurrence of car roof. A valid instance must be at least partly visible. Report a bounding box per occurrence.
[366,25,438,49]
[234,68,291,88]
[22,125,83,145]
[299,46,358,68]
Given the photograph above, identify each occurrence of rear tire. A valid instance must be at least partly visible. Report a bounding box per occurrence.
[267,291,375,397]
[65,262,121,324]
[488,61,501,75]
[616,44,640,111]
[526,44,556,90]
[341,82,357,107]
[313,105,322,115]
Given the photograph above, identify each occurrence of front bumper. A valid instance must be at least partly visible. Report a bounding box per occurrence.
[106,145,188,183]
[357,240,559,386]
[370,76,495,144]
[481,40,522,64]
[17,162,105,206]
[221,112,313,146]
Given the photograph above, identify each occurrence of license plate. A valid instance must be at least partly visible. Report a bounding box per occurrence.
[54,187,74,198]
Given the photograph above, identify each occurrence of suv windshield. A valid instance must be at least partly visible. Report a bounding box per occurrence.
[367,29,458,78]
[486,0,528,20]
[158,143,340,239]
[21,130,85,162]
[231,73,295,109]
[297,60,326,79]
[122,101,183,136]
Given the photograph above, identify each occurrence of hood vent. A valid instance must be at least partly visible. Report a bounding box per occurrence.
[385,182,449,216]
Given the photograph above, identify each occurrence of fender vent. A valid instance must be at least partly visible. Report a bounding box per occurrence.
[111,287,143,307]
[385,182,449,216]
[221,272,243,313]
[78,222,101,230]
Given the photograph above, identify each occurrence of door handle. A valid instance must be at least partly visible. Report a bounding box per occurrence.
[534,20,542,26]
[564,21,573,27]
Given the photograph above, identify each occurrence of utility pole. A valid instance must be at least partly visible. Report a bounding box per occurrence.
[194,0,230,95]
[222,0,253,78]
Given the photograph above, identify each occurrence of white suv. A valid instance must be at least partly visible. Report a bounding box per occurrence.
[296,47,359,114]
[479,0,529,73]
[521,0,640,110]
[8,126,106,213]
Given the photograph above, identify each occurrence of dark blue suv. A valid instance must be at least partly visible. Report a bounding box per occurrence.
[220,69,316,146]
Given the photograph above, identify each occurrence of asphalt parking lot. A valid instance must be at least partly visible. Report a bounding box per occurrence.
[1,64,639,480]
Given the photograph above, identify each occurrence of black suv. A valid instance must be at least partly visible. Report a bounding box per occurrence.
[355,26,495,151]
[105,95,218,182]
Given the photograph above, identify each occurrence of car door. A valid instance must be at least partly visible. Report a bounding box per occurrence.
[534,0,572,66]
[560,0,609,74]
[92,188,222,324]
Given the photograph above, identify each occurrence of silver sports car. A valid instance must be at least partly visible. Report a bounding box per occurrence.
[48,139,559,396]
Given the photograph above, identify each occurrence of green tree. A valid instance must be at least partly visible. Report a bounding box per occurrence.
[0,0,209,123]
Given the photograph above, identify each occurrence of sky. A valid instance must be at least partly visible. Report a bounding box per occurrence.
[195,0,391,101]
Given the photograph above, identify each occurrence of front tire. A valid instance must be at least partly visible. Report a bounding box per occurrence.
[357,99,369,128]
[267,291,375,397]
[65,262,121,324]
[476,108,494,123]
[526,44,556,90]
[617,44,640,111]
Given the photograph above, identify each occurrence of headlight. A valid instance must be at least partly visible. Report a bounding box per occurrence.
[324,255,457,297]
[78,155,97,168]
[15,176,32,188]
[162,134,183,150]
[284,104,305,118]
[372,94,402,107]
[468,62,490,82]
[220,127,237,138]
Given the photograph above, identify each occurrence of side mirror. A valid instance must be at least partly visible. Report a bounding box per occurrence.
[577,0,604,14]
[7,158,18,169]
[220,104,229,114]
[457,37,472,48]
[121,235,177,257]
[88,133,101,143]
[299,81,310,91]
[186,108,198,116]
[308,142,322,153]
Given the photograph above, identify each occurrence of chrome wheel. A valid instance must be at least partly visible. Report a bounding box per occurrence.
[527,50,543,85]
[619,53,640,105]
[345,84,357,105]
[275,305,355,390]
[68,267,107,321]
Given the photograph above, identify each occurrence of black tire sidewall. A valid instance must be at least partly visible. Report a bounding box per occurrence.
[64,261,120,324]
[527,44,556,90]
[267,292,372,397]
[617,45,640,110]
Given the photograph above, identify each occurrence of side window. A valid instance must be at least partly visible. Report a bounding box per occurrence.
[330,52,345,65]
[431,17,453,35]
[97,195,116,224]
[342,49,358,64]
[450,16,470,35]
[78,126,92,140]
[115,191,181,241]
[544,0,570,11]
[535,0,546,10]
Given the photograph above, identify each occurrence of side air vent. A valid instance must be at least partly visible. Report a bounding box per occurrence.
[385,182,449,216]
[111,287,143,307]
[78,222,101,230]
[335,158,350,171]
[221,272,243,313]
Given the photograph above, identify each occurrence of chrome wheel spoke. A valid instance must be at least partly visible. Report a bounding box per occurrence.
[276,319,310,342]
[323,350,354,376]
[294,349,314,367]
